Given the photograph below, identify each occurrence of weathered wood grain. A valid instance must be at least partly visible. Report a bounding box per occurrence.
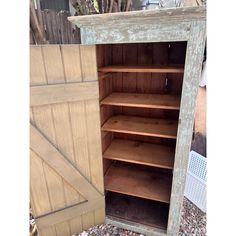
[30,45,105,235]
[35,197,105,229]
[30,81,99,106]
[167,21,206,236]
[80,22,191,44]
[68,7,206,27]
[30,124,102,200]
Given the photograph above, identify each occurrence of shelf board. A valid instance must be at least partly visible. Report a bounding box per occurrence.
[98,72,111,80]
[104,163,172,203]
[101,92,181,110]
[102,115,178,139]
[98,64,184,73]
[104,139,175,169]
[106,192,169,230]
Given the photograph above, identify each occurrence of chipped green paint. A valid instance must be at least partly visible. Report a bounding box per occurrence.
[68,7,206,27]
[80,22,191,45]
[167,21,206,236]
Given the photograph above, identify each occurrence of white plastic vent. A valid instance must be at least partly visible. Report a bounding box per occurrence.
[184,151,207,212]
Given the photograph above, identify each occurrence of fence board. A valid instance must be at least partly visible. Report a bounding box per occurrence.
[31,9,80,44]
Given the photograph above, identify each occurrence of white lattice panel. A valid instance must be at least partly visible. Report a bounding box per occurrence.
[184,151,207,212]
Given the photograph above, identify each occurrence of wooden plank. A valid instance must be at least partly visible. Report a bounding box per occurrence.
[35,197,105,229]
[68,7,206,27]
[111,44,123,114]
[121,43,138,117]
[122,44,137,93]
[98,72,111,80]
[99,65,184,73]
[102,115,178,139]
[69,216,82,235]
[30,124,103,200]
[68,101,91,183]
[80,45,98,81]
[41,45,65,84]
[106,216,166,236]
[61,45,82,82]
[79,43,105,227]
[85,98,106,227]
[80,22,190,45]
[44,44,82,235]
[99,74,112,101]
[42,164,71,236]
[81,45,105,228]
[167,21,206,235]
[101,93,181,110]
[136,43,152,94]
[51,102,84,211]
[50,10,60,44]
[167,42,186,95]
[30,150,52,216]
[104,139,175,169]
[82,212,95,230]
[94,208,106,225]
[30,81,99,106]
[44,10,54,43]
[184,0,199,7]
[85,100,104,194]
[68,101,91,232]
[30,45,59,235]
[38,227,57,236]
[33,104,72,236]
[30,46,47,86]
[32,104,69,236]
[62,44,102,229]
[104,163,172,203]
[150,43,168,94]
[42,163,66,211]
[111,44,123,92]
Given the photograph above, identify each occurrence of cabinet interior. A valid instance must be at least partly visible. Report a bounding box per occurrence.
[97,42,187,231]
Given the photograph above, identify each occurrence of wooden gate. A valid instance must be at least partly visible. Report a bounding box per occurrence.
[30,45,105,236]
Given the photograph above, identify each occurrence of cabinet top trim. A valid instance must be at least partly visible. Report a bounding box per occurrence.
[68,6,206,28]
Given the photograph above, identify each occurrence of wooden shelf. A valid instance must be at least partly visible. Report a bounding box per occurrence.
[102,115,178,139]
[98,64,184,73]
[98,72,111,80]
[104,139,175,169]
[104,163,172,203]
[101,92,181,110]
[106,192,169,230]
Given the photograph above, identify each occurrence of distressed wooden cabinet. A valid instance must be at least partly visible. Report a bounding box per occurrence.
[30,7,206,236]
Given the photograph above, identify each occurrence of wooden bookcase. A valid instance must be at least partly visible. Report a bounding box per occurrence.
[97,42,186,232]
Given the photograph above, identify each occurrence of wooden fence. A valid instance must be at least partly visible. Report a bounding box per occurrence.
[30,9,80,44]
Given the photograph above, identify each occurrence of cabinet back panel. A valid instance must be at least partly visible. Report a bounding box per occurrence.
[97,42,186,160]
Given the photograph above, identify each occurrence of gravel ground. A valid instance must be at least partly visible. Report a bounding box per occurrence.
[30,197,206,236]
[179,197,206,236]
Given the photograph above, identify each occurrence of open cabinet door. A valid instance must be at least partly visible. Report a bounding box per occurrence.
[30,45,105,236]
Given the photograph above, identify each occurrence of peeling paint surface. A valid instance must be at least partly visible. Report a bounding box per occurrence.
[81,22,190,45]
[167,21,206,236]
